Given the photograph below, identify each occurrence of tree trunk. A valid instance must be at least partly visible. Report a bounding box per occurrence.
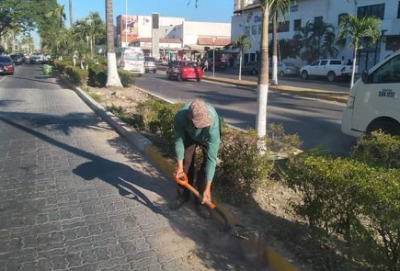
[271,14,278,85]
[69,0,74,29]
[351,46,357,89]
[255,6,269,141]
[239,52,242,80]
[105,0,122,87]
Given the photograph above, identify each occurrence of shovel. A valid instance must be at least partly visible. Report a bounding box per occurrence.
[173,173,249,239]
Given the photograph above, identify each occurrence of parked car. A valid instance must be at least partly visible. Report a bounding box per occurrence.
[166,61,203,82]
[144,56,157,73]
[0,55,15,75]
[273,62,300,77]
[30,54,45,64]
[300,59,358,82]
[242,61,260,75]
[207,58,227,70]
[10,53,24,65]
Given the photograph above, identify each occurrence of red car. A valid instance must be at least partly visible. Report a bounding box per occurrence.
[166,61,203,82]
[0,56,15,75]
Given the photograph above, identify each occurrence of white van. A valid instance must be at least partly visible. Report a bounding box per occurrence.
[341,50,400,137]
[116,46,145,76]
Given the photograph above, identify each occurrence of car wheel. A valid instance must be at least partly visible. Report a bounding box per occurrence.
[327,71,336,82]
[366,119,400,136]
[301,71,308,79]
[197,78,201,82]
[153,70,156,73]
[279,71,284,77]
[251,69,257,75]
[177,73,182,81]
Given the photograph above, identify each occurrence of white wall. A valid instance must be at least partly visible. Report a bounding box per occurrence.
[231,0,400,66]
[137,15,184,39]
[183,21,231,46]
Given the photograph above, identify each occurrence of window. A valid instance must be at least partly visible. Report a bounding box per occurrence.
[314,16,323,24]
[330,60,342,65]
[252,25,258,35]
[278,21,290,32]
[245,26,250,35]
[290,5,298,12]
[258,25,262,35]
[357,4,385,20]
[398,1,400,18]
[338,13,348,25]
[371,55,400,83]
[320,60,328,65]
[294,19,301,31]
[310,61,319,66]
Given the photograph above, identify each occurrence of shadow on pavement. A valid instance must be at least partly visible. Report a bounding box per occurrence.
[0,114,267,271]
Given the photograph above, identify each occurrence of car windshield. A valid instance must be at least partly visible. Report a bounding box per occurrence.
[0,56,12,63]
[125,50,144,61]
[145,57,156,62]
[284,62,295,67]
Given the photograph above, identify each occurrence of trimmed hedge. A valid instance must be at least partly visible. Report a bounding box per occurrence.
[118,69,136,87]
[284,148,400,270]
[64,65,88,86]
[88,64,107,87]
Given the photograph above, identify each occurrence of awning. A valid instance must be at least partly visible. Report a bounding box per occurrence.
[184,44,205,52]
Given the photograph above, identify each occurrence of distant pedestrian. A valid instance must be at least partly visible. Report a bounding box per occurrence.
[203,59,209,71]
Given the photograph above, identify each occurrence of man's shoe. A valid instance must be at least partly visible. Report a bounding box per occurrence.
[195,204,211,219]
[170,197,189,210]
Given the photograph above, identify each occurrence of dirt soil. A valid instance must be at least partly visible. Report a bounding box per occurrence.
[82,84,355,271]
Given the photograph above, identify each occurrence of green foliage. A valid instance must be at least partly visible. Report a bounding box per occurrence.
[350,131,400,169]
[284,133,400,270]
[65,65,88,86]
[54,59,71,74]
[337,15,381,50]
[88,92,102,103]
[117,69,136,87]
[88,64,107,87]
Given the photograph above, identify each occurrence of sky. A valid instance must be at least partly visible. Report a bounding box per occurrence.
[58,0,233,27]
[33,0,233,47]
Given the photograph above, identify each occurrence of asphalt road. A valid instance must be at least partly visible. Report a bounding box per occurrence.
[138,71,357,156]
[195,68,352,93]
[0,65,266,271]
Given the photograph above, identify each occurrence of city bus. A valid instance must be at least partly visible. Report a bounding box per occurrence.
[116,46,145,76]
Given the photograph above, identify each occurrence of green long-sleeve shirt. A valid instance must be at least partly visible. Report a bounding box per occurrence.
[174,102,220,182]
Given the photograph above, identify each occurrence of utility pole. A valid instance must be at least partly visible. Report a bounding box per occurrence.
[125,0,128,47]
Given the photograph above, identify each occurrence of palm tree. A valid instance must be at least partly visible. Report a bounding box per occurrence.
[338,15,381,88]
[105,0,122,87]
[232,34,252,80]
[45,4,66,27]
[270,0,290,85]
[310,19,336,59]
[69,0,74,29]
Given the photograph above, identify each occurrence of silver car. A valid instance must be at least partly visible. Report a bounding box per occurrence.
[270,62,300,77]
[144,57,157,73]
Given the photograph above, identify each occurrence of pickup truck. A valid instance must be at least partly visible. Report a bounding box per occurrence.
[300,59,358,82]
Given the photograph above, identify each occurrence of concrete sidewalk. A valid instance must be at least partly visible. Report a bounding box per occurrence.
[70,81,301,271]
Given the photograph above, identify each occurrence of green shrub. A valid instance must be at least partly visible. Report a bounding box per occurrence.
[118,69,136,87]
[54,60,71,74]
[284,153,400,270]
[88,64,107,87]
[65,66,88,86]
[215,129,275,205]
[351,131,400,169]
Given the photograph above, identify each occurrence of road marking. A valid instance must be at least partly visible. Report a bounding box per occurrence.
[0,76,7,83]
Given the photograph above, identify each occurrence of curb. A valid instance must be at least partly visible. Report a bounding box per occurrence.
[68,82,299,271]
[202,76,348,104]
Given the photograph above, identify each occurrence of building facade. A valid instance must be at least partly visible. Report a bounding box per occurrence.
[231,0,400,70]
[116,14,231,60]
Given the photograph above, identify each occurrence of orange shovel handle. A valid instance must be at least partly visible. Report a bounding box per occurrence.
[173,173,216,210]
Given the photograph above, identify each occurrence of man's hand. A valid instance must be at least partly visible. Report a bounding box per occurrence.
[201,181,212,204]
[174,160,184,179]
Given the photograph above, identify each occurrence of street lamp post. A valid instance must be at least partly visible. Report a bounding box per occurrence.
[212,37,217,77]
[125,0,128,47]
